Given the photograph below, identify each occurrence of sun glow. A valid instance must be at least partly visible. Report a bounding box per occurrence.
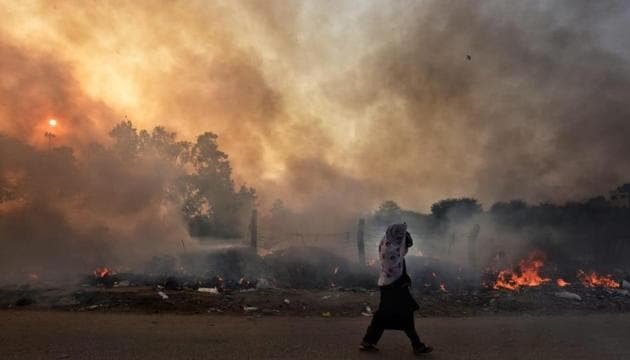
[48,118,57,128]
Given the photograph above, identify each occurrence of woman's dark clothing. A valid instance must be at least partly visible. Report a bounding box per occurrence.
[362,259,424,349]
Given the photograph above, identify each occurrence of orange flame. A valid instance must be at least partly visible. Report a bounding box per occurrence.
[492,251,550,290]
[94,267,112,278]
[556,278,570,287]
[577,270,619,288]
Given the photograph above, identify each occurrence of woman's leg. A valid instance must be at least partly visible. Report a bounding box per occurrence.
[362,315,385,345]
[402,313,424,349]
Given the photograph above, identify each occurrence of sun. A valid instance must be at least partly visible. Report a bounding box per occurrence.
[48,119,57,128]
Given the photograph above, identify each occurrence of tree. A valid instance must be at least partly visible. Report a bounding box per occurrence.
[430,198,482,222]
[182,132,254,238]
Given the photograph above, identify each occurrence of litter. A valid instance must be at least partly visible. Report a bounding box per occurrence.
[198,287,220,294]
[283,298,291,304]
[555,291,581,301]
[256,278,274,289]
[321,311,331,317]
[157,291,169,300]
[243,306,259,312]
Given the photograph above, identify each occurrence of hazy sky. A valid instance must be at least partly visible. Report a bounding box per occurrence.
[2,0,630,212]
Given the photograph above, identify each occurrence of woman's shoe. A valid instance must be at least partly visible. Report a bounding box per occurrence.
[413,344,433,355]
[359,341,379,352]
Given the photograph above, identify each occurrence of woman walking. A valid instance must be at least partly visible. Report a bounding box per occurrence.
[360,223,433,355]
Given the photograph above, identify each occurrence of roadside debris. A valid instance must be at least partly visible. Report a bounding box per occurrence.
[157,291,169,300]
[555,291,582,301]
[198,287,220,294]
[321,311,331,317]
[256,278,274,289]
[283,298,291,304]
[243,306,259,312]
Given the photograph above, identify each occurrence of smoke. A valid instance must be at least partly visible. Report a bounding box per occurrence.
[0,131,191,281]
[326,0,630,209]
[2,1,630,278]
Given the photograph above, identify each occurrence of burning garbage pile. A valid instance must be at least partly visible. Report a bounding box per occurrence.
[484,250,625,292]
[2,247,630,317]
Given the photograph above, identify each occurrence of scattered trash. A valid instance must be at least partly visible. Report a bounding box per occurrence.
[208,307,224,313]
[361,305,373,316]
[157,291,169,300]
[256,278,274,289]
[116,280,130,287]
[321,295,331,300]
[198,287,220,294]
[283,298,291,304]
[555,291,582,301]
[262,309,280,315]
[239,288,257,293]
[86,304,101,310]
[321,311,331,317]
[243,306,259,312]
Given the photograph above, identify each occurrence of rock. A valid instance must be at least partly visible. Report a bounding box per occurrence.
[555,291,581,301]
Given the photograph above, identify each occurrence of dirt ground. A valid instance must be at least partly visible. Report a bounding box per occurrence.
[1,311,630,360]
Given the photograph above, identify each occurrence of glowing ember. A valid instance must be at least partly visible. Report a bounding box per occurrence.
[94,267,112,278]
[577,270,619,288]
[48,118,57,128]
[556,278,570,287]
[492,251,550,290]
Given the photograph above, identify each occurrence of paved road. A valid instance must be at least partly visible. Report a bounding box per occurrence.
[1,311,629,359]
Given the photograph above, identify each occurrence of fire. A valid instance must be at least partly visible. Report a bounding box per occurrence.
[577,270,619,288]
[556,278,570,287]
[94,267,112,278]
[492,251,550,290]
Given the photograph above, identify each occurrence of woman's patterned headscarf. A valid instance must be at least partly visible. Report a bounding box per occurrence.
[377,223,410,286]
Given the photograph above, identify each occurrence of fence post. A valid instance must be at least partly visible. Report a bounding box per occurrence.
[467,223,480,271]
[357,218,366,266]
[250,209,258,252]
